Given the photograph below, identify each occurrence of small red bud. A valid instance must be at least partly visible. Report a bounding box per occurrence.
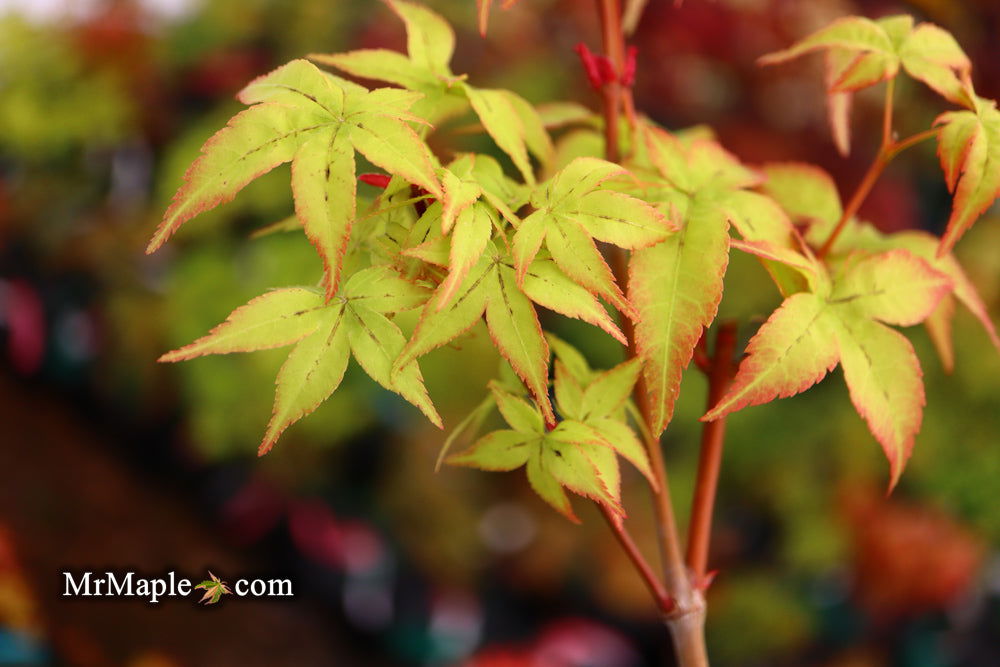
[574,43,604,91]
[595,55,617,86]
[359,173,391,188]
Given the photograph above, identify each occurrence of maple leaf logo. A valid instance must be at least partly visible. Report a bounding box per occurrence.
[194,572,232,605]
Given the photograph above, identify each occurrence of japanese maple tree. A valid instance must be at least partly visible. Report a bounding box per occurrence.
[147,1,1000,664]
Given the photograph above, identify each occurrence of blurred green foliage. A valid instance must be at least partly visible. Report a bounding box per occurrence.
[0,17,132,159]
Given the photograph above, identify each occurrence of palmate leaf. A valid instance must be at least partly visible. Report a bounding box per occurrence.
[760,14,972,105]
[704,250,952,488]
[935,98,1000,256]
[310,2,551,177]
[395,229,642,434]
[551,357,655,486]
[761,15,975,154]
[146,59,442,300]
[431,157,528,309]
[394,244,553,421]
[160,267,438,455]
[627,126,791,436]
[630,196,730,435]
[447,383,630,522]
[513,157,673,315]
[761,162,1000,362]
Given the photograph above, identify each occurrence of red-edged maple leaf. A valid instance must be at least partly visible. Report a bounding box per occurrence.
[395,242,554,422]
[311,2,552,180]
[760,162,1000,368]
[760,15,975,154]
[513,157,674,318]
[160,267,438,455]
[935,97,1000,256]
[627,125,801,436]
[147,59,442,301]
[704,250,952,488]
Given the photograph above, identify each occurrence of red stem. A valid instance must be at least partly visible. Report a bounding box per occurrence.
[817,78,940,258]
[597,0,624,163]
[686,322,737,585]
[817,152,890,258]
[598,504,675,614]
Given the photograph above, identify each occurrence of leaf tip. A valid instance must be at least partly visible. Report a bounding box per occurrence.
[157,350,182,363]
[885,465,904,496]
[427,408,445,430]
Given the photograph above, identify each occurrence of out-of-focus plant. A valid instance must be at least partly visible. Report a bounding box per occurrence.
[147,1,1000,663]
[0,17,132,160]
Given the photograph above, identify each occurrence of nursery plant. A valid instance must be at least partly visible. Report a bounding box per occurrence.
[146,0,1000,664]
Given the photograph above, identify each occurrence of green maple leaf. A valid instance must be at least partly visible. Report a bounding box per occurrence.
[704,249,953,489]
[160,265,439,454]
[394,241,554,422]
[146,59,443,301]
[195,572,232,605]
[427,154,527,307]
[394,227,636,424]
[447,381,631,522]
[310,0,552,182]
[551,356,655,487]
[512,156,675,317]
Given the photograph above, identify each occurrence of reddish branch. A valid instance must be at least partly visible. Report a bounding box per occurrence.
[686,322,738,586]
[818,79,940,257]
[598,504,675,614]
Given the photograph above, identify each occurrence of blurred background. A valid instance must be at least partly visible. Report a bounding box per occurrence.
[1,0,999,665]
